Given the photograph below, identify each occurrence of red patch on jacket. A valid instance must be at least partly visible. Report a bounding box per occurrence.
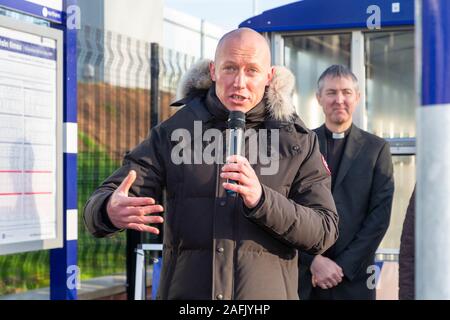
[321,155,331,176]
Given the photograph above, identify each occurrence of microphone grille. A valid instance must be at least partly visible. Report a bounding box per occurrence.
[228,111,245,129]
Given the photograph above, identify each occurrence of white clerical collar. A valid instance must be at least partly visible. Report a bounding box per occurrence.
[332,132,345,139]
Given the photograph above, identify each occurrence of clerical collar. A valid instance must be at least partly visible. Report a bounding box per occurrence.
[325,125,352,140]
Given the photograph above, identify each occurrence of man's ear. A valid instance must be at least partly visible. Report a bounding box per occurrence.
[209,61,216,81]
[316,92,322,106]
[267,66,275,85]
[356,90,361,105]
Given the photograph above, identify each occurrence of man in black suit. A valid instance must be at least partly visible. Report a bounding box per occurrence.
[299,65,394,300]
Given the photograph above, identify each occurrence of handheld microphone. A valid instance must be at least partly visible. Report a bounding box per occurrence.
[226,111,245,195]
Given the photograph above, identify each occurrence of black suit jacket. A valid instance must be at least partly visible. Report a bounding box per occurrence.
[299,124,394,300]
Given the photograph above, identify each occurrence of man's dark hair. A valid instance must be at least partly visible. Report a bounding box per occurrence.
[317,64,359,94]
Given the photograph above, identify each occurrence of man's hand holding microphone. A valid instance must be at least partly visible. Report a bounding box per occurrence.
[221,155,262,209]
[220,110,262,209]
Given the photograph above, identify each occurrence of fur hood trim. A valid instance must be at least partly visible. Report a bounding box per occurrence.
[175,59,296,121]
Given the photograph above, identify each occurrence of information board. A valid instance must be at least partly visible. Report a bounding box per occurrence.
[0,15,62,255]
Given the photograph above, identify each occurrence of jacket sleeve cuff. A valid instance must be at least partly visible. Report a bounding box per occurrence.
[333,256,359,281]
[100,195,122,232]
[84,192,122,237]
[242,187,266,217]
[299,251,315,269]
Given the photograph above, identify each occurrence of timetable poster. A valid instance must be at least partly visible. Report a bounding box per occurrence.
[0,25,57,245]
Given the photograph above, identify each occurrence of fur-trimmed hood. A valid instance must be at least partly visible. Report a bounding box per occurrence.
[175,59,297,122]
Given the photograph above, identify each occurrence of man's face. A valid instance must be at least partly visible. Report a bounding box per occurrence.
[209,37,274,113]
[316,76,360,127]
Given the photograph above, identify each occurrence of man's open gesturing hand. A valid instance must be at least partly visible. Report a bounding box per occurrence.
[106,170,164,234]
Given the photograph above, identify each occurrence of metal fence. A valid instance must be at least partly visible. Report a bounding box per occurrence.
[0,25,200,296]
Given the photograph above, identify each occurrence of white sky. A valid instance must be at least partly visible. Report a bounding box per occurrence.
[165,0,298,31]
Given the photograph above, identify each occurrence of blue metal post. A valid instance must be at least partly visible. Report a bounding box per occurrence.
[49,0,78,300]
[416,0,450,299]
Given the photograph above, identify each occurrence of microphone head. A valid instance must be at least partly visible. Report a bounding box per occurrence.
[228,111,245,129]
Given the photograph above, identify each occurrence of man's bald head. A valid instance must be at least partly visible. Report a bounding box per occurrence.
[209,27,274,113]
[214,28,272,67]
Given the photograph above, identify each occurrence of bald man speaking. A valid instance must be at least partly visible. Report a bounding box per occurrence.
[83,28,338,300]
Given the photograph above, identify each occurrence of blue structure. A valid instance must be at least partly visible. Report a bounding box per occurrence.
[0,0,64,23]
[0,0,78,300]
[420,0,450,106]
[240,0,413,32]
[49,0,78,301]
[416,0,450,299]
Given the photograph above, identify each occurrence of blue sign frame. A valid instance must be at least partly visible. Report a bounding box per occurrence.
[49,0,78,300]
[0,0,64,24]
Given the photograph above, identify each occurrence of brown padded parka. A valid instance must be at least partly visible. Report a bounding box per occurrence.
[83,60,338,300]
